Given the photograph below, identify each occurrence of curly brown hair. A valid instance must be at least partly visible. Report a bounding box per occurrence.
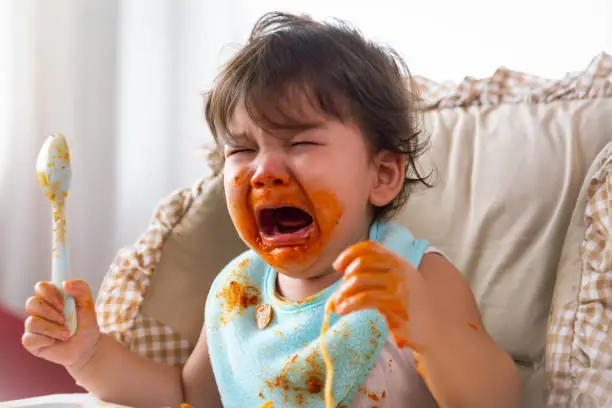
[204,12,430,220]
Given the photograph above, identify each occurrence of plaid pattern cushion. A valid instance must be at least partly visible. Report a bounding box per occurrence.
[547,151,612,407]
[414,52,612,111]
[96,178,207,366]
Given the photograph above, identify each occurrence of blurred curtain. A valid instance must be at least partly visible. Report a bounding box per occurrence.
[0,0,245,313]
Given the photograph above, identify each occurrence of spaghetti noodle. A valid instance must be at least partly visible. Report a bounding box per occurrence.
[320,299,335,408]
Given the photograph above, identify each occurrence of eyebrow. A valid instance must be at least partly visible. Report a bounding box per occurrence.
[223,131,251,146]
[223,121,326,146]
[267,121,327,138]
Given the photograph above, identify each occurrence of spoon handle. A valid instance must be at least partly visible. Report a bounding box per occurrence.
[51,202,78,337]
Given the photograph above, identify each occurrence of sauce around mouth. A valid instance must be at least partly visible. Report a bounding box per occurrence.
[229,174,344,269]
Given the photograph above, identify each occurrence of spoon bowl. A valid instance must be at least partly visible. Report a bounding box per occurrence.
[36,134,72,201]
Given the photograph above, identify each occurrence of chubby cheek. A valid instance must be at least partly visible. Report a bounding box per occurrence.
[311,154,374,211]
[326,177,373,239]
[225,167,259,246]
[306,188,345,241]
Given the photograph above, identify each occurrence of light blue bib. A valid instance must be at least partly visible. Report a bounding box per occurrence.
[205,221,429,407]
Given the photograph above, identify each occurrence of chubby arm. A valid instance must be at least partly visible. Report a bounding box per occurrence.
[412,253,521,408]
[23,279,184,407]
[68,333,183,407]
[72,322,221,408]
[24,277,221,408]
[182,323,222,407]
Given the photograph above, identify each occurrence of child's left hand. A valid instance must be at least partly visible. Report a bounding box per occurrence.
[331,240,432,349]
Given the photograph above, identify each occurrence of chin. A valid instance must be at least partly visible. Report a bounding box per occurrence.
[268,254,329,279]
[232,186,346,273]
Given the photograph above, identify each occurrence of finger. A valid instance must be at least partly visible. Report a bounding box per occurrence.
[21,332,56,354]
[333,241,387,272]
[25,316,70,341]
[34,281,63,311]
[25,296,65,325]
[385,308,410,329]
[63,279,95,311]
[342,253,398,279]
[334,290,405,316]
[333,273,391,304]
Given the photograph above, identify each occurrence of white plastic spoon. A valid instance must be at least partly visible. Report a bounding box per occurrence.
[36,133,77,337]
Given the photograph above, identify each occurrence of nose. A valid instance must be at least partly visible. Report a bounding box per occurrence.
[251,154,290,188]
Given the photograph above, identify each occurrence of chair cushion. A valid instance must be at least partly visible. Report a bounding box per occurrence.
[547,142,612,407]
[397,96,612,407]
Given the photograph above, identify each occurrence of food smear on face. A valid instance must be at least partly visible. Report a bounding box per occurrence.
[233,170,251,187]
[228,171,344,270]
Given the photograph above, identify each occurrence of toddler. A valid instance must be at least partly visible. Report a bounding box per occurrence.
[23,12,521,408]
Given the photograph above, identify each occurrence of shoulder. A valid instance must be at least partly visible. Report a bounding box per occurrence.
[376,220,484,326]
[373,221,429,267]
[209,249,263,287]
[205,249,266,300]
[418,253,483,327]
[204,249,267,321]
[373,220,415,241]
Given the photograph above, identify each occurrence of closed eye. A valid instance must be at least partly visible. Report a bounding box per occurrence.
[291,141,320,147]
[225,147,256,157]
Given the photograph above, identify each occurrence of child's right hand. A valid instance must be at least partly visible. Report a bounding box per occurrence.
[22,279,101,371]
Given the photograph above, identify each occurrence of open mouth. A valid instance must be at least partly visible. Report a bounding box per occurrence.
[256,206,314,245]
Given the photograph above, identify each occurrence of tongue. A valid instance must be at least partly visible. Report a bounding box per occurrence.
[274,207,312,233]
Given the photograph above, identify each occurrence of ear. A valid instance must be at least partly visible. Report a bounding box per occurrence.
[369,150,405,208]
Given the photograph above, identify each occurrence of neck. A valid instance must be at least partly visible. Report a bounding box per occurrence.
[274,224,373,302]
[276,269,342,302]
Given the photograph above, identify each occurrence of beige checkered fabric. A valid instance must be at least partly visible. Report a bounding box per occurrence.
[96,178,208,366]
[413,52,612,111]
[547,152,612,407]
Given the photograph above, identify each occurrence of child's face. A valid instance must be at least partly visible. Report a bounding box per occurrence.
[222,100,403,280]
